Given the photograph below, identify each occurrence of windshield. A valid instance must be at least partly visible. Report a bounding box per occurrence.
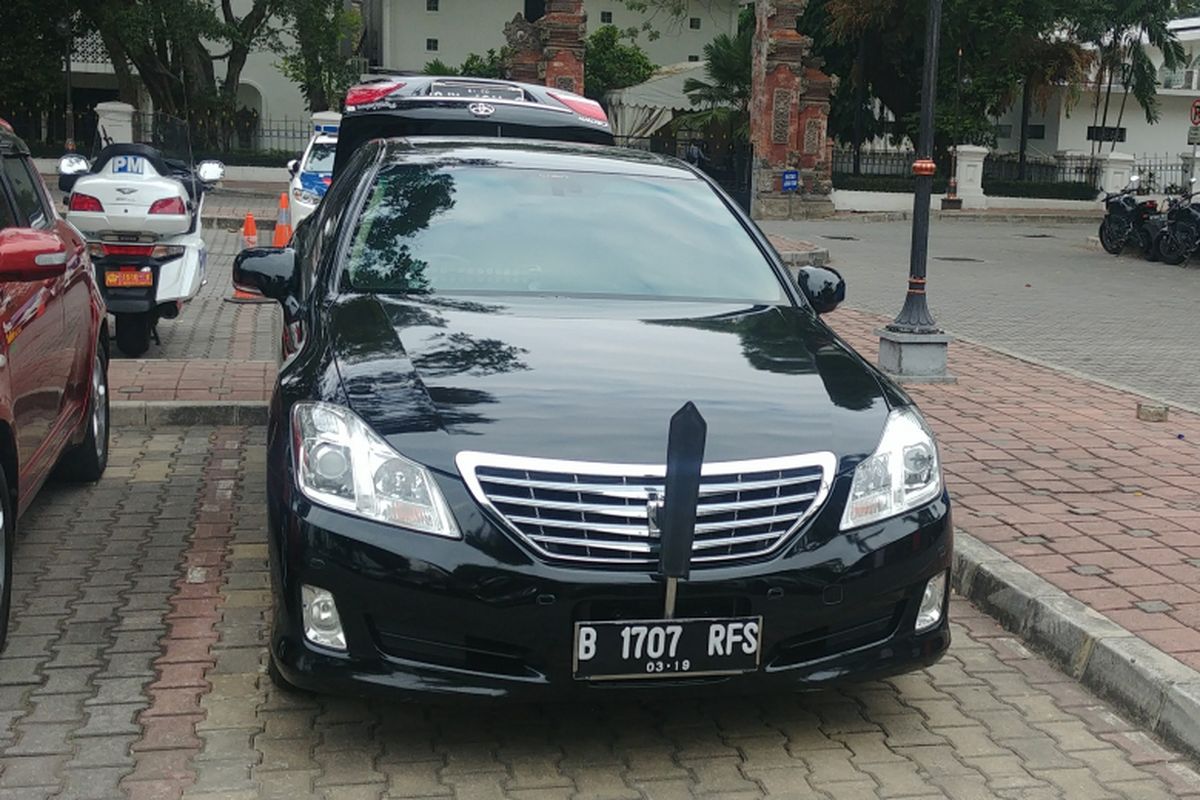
[91,110,192,166]
[304,142,336,173]
[342,164,787,303]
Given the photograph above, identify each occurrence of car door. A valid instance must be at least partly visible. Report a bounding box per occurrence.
[0,154,68,486]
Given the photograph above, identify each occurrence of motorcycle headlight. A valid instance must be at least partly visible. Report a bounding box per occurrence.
[840,407,942,530]
[291,402,460,538]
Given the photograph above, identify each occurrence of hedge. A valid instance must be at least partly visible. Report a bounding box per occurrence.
[981,180,1098,201]
[833,174,949,194]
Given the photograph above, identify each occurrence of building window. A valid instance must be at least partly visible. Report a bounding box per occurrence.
[426,38,439,51]
[1026,124,1046,141]
[1087,125,1126,143]
[600,11,612,23]
[690,17,702,29]
[426,0,438,9]
[688,55,700,62]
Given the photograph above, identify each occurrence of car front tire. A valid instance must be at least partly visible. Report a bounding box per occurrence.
[0,464,14,651]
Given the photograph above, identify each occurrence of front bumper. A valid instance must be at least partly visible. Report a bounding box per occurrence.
[268,467,952,700]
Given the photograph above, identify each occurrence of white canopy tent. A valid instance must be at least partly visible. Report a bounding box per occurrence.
[604,62,711,141]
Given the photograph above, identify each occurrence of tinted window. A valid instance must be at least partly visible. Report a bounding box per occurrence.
[2,157,48,228]
[0,188,15,230]
[303,143,336,173]
[343,166,786,303]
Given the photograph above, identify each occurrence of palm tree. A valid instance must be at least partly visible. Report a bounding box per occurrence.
[679,8,754,139]
[1007,37,1093,179]
[1077,0,1185,157]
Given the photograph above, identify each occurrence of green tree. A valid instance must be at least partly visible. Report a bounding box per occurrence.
[0,0,74,132]
[584,26,656,103]
[277,0,362,112]
[1074,0,1186,156]
[680,7,754,139]
[423,49,508,79]
[77,0,284,142]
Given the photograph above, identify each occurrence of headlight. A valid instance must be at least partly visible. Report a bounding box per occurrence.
[292,187,320,206]
[291,402,460,538]
[840,407,942,530]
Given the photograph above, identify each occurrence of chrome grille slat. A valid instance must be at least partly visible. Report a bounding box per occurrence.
[458,451,836,569]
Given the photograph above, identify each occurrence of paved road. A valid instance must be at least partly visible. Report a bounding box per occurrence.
[1,428,1197,799]
[109,228,279,362]
[760,219,1200,410]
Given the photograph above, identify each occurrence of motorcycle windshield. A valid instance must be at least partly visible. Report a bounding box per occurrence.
[91,111,193,170]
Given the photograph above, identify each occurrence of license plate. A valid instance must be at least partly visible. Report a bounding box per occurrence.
[573,616,762,681]
[429,80,524,102]
[105,271,152,287]
[112,155,144,174]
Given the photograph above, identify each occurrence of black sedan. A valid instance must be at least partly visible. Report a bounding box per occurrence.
[236,136,951,699]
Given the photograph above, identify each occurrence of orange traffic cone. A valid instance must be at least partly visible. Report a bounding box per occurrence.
[227,212,272,304]
[241,212,258,249]
[271,192,292,247]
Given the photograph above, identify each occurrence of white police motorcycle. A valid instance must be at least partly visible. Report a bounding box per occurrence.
[58,115,224,356]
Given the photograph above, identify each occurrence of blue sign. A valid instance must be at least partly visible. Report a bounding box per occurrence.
[781,170,799,192]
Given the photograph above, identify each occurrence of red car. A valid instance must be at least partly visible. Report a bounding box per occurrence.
[0,126,109,648]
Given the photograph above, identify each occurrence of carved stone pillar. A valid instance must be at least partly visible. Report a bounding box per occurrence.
[538,0,586,94]
[750,0,834,219]
[503,14,542,84]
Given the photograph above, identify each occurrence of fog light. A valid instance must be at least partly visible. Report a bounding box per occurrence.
[915,570,948,633]
[301,585,346,650]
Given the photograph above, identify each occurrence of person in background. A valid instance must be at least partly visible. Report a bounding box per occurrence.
[685,140,709,169]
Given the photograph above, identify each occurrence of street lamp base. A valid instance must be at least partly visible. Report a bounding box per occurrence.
[876,328,956,383]
[940,197,963,210]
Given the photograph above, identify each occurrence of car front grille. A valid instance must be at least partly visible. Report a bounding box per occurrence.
[456,451,836,567]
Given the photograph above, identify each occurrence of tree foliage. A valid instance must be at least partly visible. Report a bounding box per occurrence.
[680,7,754,138]
[584,26,656,102]
[423,49,508,79]
[276,0,361,112]
[0,0,73,121]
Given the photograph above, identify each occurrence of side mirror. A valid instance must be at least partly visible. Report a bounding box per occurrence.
[796,265,845,315]
[233,247,297,309]
[0,230,69,282]
[197,160,225,184]
[287,159,300,176]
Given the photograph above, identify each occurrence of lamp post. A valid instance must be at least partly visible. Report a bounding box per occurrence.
[876,0,954,381]
[55,18,74,151]
[941,47,963,210]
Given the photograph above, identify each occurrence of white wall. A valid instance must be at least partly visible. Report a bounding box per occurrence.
[381,0,741,73]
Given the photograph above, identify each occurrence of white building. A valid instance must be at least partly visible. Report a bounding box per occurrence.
[991,18,1200,161]
[360,0,742,74]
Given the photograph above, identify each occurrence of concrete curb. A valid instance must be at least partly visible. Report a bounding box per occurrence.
[779,247,831,268]
[831,210,1096,224]
[112,401,269,428]
[953,530,1200,763]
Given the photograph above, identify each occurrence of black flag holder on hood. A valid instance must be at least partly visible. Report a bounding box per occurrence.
[654,402,707,618]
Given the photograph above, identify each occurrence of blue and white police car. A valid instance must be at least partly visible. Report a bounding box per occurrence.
[286,111,340,227]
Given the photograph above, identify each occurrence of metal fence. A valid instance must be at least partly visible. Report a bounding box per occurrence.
[1132,155,1189,194]
[982,153,1099,186]
[832,147,915,177]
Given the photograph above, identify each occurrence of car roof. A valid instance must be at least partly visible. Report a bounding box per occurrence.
[378,138,697,180]
[0,127,30,156]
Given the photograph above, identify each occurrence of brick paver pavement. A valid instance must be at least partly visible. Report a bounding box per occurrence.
[1,426,1198,799]
[110,360,275,403]
[761,218,1200,409]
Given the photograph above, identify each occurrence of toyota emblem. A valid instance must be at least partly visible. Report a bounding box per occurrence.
[468,102,496,118]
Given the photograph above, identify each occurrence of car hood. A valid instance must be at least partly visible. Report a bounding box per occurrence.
[330,295,896,475]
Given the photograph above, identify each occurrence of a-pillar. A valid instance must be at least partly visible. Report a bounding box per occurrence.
[749,0,834,220]
[538,0,586,94]
[95,101,135,145]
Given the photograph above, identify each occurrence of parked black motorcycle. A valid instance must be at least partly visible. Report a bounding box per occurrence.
[1154,179,1200,265]
[1098,175,1158,257]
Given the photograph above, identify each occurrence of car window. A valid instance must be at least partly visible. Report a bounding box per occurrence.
[342,165,788,303]
[2,156,49,228]
[0,186,16,230]
[303,143,336,173]
[4,157,49,228]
